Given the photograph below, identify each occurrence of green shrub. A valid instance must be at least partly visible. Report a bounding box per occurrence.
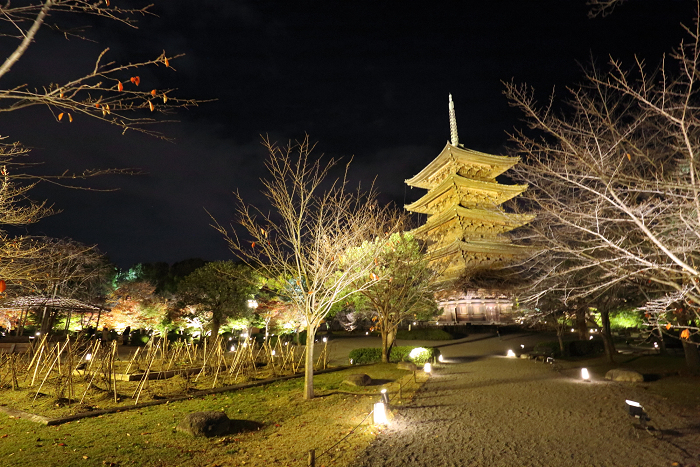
[132,333,151,346]
[348,346,440,364]
[348,348,382,364]
[568,339,604,356]
[534,341,561,357]
[396,328,453,340]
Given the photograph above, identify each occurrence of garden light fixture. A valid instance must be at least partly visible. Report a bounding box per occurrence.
[506,349,516,357]
[380,388,389,405]
[581,368,590,381]
[424,362,432,374]
[625,400,650,428]
[373,402,388,425]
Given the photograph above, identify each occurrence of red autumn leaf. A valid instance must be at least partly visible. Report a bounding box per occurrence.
[117,82,123,92]
[148,101,154,112]
[666,323,673,330]
[151,89,157,96]
[681,329,690,339]
[164,56,170,67]
[58,113,64,121]
[251,242,255,248]
[130,76,140,86]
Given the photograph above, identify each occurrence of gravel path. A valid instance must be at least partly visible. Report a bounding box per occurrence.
[350,334,700,467]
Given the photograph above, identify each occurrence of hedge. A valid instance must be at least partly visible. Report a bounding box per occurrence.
[348,345,440,364]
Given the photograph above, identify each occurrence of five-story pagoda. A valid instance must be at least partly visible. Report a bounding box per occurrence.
[405,95,534,286]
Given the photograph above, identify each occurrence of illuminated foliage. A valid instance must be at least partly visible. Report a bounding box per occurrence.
[177,261,259,341]
[345,231,440,362]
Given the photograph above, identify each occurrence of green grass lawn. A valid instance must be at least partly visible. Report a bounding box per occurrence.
[0,364,422,467]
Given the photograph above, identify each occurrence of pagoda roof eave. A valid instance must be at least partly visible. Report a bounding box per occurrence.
[411,205,536,236]
[429,239,534,260]
[405,142,520,189]
[404,173,529,214]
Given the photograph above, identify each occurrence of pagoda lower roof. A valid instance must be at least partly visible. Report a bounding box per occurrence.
[405,142,520,189]
[412,204,535,237]
[405,173,529,214]
[429,239,533,261]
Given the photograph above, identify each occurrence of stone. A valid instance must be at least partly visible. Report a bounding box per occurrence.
[605,368,644,382]
[397,362,417,371]
[344,374,372,387]
[176,411,230,437]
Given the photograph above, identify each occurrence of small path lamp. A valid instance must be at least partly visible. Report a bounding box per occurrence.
[625,400,650,429]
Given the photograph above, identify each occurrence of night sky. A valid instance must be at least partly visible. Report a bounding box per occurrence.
[2,0,693,268]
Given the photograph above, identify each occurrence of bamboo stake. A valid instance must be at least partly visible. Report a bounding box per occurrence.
[133,342,159,404]
[124,347,141,376]
[112,341,118,403]
[32,339,69,405]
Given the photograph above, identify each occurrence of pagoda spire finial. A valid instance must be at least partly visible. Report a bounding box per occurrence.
[449,93,459,147]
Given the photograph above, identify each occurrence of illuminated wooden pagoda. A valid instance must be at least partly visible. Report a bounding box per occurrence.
[405,95,534,323]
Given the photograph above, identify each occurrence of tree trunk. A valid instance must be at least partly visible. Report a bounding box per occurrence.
[681,340,700,374]
[303,326,317,400]
[381,330,390,363]
[599,310,616,363]
[380,327,395,363]
[575,307,587,340]
[209,316,221,344]
[556,327,565,355]
[678,314,700,374]
[655,322,668,355]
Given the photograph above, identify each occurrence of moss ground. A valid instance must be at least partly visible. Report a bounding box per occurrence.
[0,364,425,467]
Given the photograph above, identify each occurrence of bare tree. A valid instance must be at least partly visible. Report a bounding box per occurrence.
[0,1,199,138]
[215,136,398,399]
[0,1,199,303]
[505,11,700,370]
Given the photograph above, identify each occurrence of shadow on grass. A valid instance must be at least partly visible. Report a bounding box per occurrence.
[367,379,393,386]
[228,419,264,434]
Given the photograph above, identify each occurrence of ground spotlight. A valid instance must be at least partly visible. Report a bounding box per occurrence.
[625,400,650,428]
[424,362,432,374]
[581,368,590,381]
[506,349,516,357]
[373,402,388,425]
[380,388,389,405]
